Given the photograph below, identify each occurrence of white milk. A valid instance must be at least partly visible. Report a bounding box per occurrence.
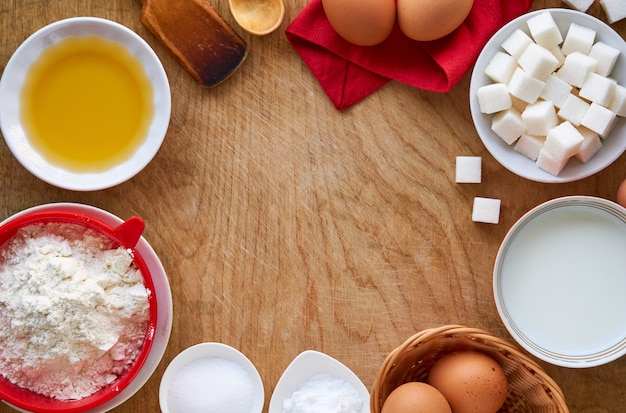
[499,205,626,357]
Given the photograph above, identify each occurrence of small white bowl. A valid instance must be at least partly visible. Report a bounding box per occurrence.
[494,196,626,367]
[0,17,171,191]
[0,202,173,413]
[269,350,370,413]
[159,343,264,413]
[470,9,626,183]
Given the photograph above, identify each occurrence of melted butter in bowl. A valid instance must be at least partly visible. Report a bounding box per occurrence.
[0,17,171,191]
[21,35,154,172]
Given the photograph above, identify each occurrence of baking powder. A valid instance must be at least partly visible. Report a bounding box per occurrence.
[282,373,364,413]
[0,222,150,400]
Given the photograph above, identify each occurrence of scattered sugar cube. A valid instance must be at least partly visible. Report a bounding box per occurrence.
[575,126,602,163]
[492,108,524,145]
[514,133,546,161]
[589,42,620,77]
[501,29,533,59]
[484,51,518,84]
[527,11,563,48]
[557,52,598,88]
[562,0,594,12]
[540,74,573,108]
[599,0,626,24]
[561,22,596,55]
[581,102,617,137]
[455,156,482,183]
[472,197,501,224]
[558,94,590,126]
[508,67,545,104]
[518,43,561,81]
[477,83,512,114]
[544,121,585,161]
[537,147,569,175]
[522,101,558,136]
[579,72,617,107]
[609,84,626,116]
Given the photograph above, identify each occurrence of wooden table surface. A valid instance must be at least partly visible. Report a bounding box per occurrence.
[1,0,625,412]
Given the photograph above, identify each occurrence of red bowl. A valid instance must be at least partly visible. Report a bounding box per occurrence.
[0,210,158,413]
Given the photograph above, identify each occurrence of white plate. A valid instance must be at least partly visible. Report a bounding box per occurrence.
[494,196,626,367]
[0,202,173,412]
[159,342,264,413]
[470,9,626,183]
[268,350,370,413]
[0,17,171,191]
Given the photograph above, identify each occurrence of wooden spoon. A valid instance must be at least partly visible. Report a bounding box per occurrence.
[139,0,248,87]
[229,0,285,36]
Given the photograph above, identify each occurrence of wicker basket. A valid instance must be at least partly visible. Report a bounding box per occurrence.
[371,325,569,413]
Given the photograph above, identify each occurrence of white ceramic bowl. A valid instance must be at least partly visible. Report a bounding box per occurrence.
[0,17,171,191]
[470,9,626,183]
[269,350,370,413]
[0,202,173,412]
[159,343,264,413]
[494,196,626,367]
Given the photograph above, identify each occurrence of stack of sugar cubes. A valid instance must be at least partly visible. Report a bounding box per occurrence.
[563,0,626,24]
[477,10,625,176]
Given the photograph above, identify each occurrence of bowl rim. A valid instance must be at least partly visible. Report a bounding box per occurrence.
[159,342,265,413]
[493,196,626,367]
[469,8,626,183]
[0,16,171,191]
[0,202,173,413]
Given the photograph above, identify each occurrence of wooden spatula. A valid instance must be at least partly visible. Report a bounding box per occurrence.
[139,0,248,87]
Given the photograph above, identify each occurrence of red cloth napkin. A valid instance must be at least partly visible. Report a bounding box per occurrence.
[285,0,534,110]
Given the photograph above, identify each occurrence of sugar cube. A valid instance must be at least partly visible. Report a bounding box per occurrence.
[544,121,584,161]
[609,84,626,116]
[477,83,512,114]
[581,102,617,137]
[472,197,501,224]
[558,94,590,126]
[508,68,545,104]
[589,42,620,77]
[561,22,596,55]
[599,0,626,24]
[557,52,598,88]
[562,0,594,12]
[537,147,569,175]
[540,74,573,108]
[455,156,482,183]
[522,101,558,136]
[514,133,546,161]
[501,29,533,59]
[579,72,617,107]
[549,45,566,67]
[527,11,563,48]
[518,43,560,81]
[575,126,602,163]
[484,51,518,84]
[492,108,525,145]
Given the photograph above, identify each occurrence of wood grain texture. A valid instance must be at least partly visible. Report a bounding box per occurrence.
[0,0,624,412]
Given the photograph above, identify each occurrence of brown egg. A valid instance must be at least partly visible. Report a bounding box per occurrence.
[382,382,452,413]
[321,0,396,46]
[397,0,474,41]
[427,351,508,413]
[617,178,626,208]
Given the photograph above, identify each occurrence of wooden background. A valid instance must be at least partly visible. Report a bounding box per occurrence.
[0,0,624,412]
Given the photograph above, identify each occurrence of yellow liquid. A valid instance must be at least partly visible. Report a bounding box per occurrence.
[21,36,154,172]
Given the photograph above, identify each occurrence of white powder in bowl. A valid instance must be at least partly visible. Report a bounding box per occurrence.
[167,357,255,413]
[0,222,150,400]
[282,373,364,413]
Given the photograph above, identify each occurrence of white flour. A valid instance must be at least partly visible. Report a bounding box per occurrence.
[282,373,364,413]
[0,222,150,400]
